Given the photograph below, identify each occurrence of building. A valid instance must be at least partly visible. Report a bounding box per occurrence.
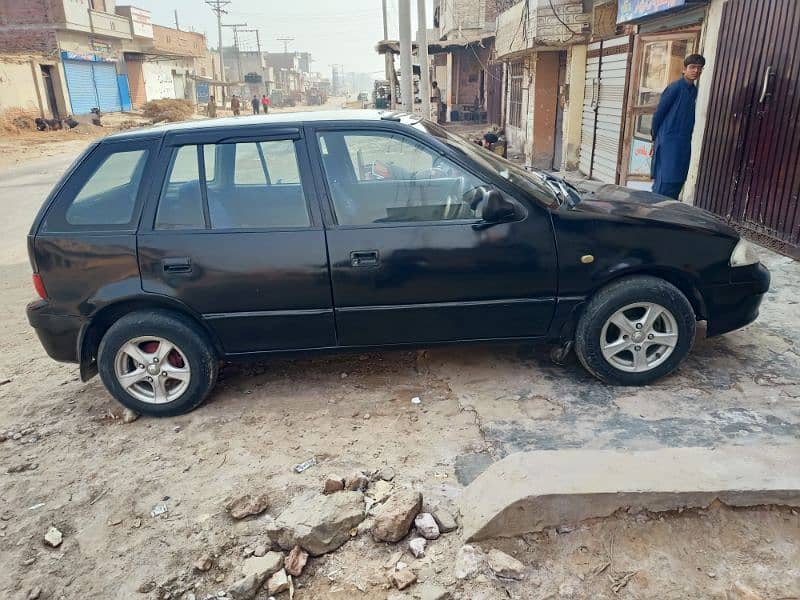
[495,0,591,169]
[0,1,218,116]
[221,47,273,101]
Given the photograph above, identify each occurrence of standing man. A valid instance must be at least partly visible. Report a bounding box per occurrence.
[261,94,270,114]
[650,54,706,199]
[251,95,260,114]
[207,95,217,118]
[230,94,241,116]
[430,81,442,123]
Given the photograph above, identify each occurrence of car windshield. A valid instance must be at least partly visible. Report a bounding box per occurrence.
[412,119,567,208]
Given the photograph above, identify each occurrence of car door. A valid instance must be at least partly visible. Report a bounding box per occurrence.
[137,126,336,354]
[309,124,558,347]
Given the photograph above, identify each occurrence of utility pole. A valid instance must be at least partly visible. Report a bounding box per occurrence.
[242,29,266,95]
[417,0,430,119]
[174,9,180,30]
[398,0,413,112]
[381,0,396,109]
[205,0,230,106]
[277,36,294,54]
[223,23,248,98]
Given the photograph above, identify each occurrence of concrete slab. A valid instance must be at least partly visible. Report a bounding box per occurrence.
[459,444,800,542]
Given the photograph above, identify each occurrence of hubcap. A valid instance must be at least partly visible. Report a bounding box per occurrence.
[600,302,679,373]
[114,336,191,404]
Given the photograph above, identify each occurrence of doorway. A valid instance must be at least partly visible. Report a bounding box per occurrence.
[40,65,60,119]
[621,32,699,188]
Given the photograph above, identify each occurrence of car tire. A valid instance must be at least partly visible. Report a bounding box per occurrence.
[575,276,696,386]
[98,310,218,417]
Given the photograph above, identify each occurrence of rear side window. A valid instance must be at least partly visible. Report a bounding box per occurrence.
[155,140,310,230]
[42,144,151,232]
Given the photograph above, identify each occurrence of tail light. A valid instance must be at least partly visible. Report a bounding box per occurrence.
[32,273,47,300]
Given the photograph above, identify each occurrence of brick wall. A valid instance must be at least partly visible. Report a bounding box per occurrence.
[0,0,66,25]
[0,30,58,54]
[151,24,206,58]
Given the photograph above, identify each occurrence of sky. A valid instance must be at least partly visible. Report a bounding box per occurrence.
[131,0,432,77]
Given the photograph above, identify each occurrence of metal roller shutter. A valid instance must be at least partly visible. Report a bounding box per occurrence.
[92,62,122,112]
[63,60,97,115]
[578,36,631,183]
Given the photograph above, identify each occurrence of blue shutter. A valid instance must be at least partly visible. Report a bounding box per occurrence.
[63,60,98,115]
[117,74,132,111]
[92,63,122,112]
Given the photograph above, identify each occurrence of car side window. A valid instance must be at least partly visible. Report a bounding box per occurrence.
[317,131,488,226]
[155,140,310,230]
[57,149,149,227]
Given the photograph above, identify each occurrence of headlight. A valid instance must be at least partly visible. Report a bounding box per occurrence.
[730,239,759,267]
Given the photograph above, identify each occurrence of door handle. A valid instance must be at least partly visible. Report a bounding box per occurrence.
[350,250,379,267]
[162,257,192,274]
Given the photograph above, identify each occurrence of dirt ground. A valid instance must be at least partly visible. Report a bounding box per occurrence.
[1,109,799,600]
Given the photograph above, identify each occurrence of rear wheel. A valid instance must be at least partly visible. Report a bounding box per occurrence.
[575,276,696,385]
[98,311,218,416]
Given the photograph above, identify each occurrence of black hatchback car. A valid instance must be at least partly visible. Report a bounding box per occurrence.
[27,111,770,416]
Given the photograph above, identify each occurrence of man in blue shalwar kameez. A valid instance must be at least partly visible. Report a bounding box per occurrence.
[651,54,706,199]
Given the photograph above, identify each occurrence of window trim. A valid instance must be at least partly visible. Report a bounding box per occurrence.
[149,137,317,233]
[314,128,495,230]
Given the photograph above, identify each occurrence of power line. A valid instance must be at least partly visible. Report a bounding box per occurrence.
[277,36,295,53]
[206,0,231,104]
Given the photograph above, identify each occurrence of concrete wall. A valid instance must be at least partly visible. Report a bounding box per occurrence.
[0,61,43,111]
[682,0,724,206]
[440,0,488,38]
[505,53,533,162]
[562,43,586,170]
[142,61,174,100]
[62,0,92,31]
[88,9,131,39]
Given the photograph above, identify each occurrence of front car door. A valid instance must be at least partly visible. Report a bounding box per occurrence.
[308,123,558,346]
[138,126,335,355]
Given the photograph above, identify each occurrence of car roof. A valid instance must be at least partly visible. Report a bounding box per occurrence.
[104,109,419,142]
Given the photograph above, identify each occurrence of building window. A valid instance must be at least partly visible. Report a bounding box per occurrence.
[508,61,523,129]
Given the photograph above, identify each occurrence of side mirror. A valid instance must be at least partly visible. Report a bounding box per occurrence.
[482,189,518,223]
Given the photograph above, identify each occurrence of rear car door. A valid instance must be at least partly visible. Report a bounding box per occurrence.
[309,125,559,346]
[137,126,335,354]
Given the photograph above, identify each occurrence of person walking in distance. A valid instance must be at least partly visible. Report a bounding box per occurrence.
[431,81,442,123]
[261,94,270,114]
[251,95,260,115]
[650,54,706,199]
[230,94,241,116]
[207,95,217,118]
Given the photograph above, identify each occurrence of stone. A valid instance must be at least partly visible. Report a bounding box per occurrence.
[138,581,156,593]
[345,471,369,492]
[253,545,267,557]
[43,526,63,548]
[391,569,417,590]
[26,587,42,600]
[727,582,764,600]
[226,494,269,520]
[383,550,403,569]
[558,582,578,599]
[432,509,458,533]
[227,574,261,600]
[368,480,394,504]
[284,545,308,577]
[267,491,365,556]
[241,552,283,579]
[323,476,345,494]
[414,513,440,540]
[122,408,140,423]
[454,545,483,580]
[379,467,396,482]
[194,554,213,572]
[267,569,290,594]
[487,549,526,580]
[372,490,423,543]
[356,517,374,536]
[409,537,427,558]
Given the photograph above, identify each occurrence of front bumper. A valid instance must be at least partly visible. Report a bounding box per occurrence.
[26,301,83,363]
[702,262,771,337]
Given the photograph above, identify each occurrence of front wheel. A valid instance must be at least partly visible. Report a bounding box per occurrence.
[575,276,696,386]
[98,311,218,417]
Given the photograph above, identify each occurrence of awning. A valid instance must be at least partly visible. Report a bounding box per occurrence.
[376,33,494,56]
[186,74,243,87]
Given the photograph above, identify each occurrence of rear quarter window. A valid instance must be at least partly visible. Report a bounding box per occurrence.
[41,141,154,232]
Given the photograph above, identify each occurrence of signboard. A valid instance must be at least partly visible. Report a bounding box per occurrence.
[617,0,686,23]
[60,50,116,63]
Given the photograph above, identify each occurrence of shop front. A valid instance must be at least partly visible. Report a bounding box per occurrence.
[617,0,708,189]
